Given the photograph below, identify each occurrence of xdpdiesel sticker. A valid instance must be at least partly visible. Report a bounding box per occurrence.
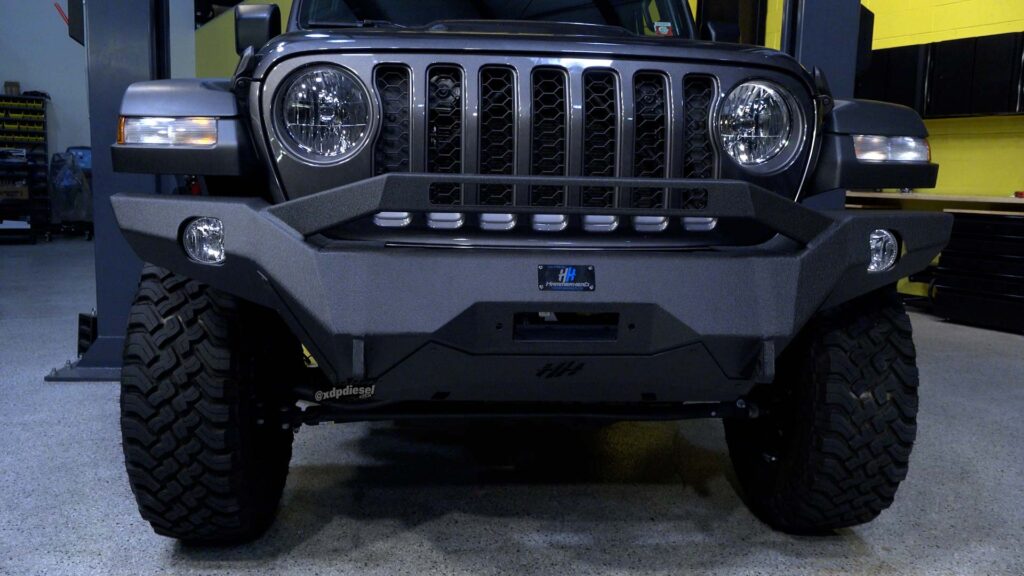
[538,265,595,291]
[315,384,376,402]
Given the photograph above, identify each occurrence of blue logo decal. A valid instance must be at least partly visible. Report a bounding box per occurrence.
[558,266,577,283]
[539,265,595,291]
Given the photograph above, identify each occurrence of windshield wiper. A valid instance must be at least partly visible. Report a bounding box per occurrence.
[306,19,404,29]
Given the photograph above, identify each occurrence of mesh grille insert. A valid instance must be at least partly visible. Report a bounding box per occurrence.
[683,75,716,179]
[373,66,411,175]
[530,68,568,207]
[582,70,618,208]
[478,67,516,206]
[427,65,464,205]
[632,72,668,209]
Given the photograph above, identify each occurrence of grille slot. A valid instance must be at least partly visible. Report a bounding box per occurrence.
[478,67,516,206]
[581,70,618,208]
[683,75,716,179]
[373,65,411,175]
[427,65,464,205]
[530,68,568,207]
[632,72,669,209]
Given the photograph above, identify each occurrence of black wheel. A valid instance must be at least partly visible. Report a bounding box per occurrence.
[120,265,298,543]
[725,288,919,534]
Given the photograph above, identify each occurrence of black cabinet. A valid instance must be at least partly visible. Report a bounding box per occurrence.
[855,32,1024,118]
[927,33,1023,117]
[926,38,976,117]
[971,33,1024,115]
[855,44,928,113]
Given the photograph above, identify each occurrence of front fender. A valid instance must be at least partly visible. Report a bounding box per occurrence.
[810,99,939,192]
[111,78,257,176]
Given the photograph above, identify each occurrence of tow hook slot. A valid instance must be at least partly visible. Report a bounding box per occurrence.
[755,338,775,383]
[513,311,619,342]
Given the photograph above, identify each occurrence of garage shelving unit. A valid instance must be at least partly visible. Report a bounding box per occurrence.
[0,94,49,242]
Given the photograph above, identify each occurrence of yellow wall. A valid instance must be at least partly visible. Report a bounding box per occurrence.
[862,0,1024,197]
[195,0,293,78]
[927,116,1024,195]
[862,0,1024,50]
[763,0,784,49]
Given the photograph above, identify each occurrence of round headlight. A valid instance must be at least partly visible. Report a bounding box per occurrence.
[718,81,794,167]
[275,65,372,163]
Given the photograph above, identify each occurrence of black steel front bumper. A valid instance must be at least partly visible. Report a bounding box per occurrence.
[111,174,951,408]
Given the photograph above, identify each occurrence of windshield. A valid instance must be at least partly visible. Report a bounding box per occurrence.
[298,0,695,38]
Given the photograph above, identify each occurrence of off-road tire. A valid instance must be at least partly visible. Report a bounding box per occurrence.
[725,288,919,534]
[120,265,296,543]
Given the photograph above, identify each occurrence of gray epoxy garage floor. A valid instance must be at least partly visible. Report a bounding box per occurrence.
[1,239,1022,576]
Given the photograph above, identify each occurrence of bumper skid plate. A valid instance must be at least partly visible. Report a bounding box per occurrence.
[112,174,952,409]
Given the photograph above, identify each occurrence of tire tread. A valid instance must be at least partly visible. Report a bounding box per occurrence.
[726,289,919,533]
[120,265,292,543]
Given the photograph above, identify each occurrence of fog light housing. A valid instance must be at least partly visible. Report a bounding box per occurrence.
[183,217,225,265]
[868,229,898,273]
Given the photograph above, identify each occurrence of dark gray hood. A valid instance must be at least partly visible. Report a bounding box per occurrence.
[252,27,814,89]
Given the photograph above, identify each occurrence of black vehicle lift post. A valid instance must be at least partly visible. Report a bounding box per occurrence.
[780,0,864,213]
[46,0,171,382]
[781,0,863,99]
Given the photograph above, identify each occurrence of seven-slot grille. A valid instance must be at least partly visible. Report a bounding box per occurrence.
[371,60,719,233]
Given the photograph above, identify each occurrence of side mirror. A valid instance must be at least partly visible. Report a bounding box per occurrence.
[235,4,281,55]
[701,21,740,43]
